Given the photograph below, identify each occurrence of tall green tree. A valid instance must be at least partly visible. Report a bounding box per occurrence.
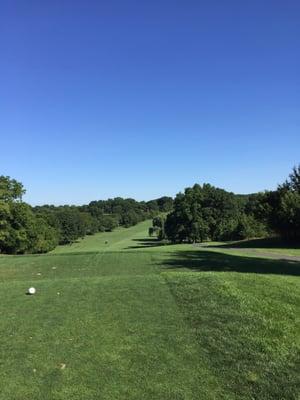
[164,183,267,243]
[0,176,58,254]
[0,176,25,201]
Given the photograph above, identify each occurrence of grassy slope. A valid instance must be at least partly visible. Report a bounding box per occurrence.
[51,221,152,254]
[0,221,299,399]
[201,238,300,258]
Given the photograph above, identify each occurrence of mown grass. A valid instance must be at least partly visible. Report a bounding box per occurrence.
[0,221,299,399]
[165,272,300,399]
[203,237,300,258]
[51,220,153,254]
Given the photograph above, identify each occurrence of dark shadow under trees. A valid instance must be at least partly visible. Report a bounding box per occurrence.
[126,238,171,249]
[206,237,300,250]
[162,250,300,276]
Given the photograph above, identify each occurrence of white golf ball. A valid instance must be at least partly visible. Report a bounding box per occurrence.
[28,287,36,295]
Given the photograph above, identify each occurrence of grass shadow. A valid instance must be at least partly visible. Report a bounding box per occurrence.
[126,238,172,249]
[209,237,300,249]
[163,250,300,276]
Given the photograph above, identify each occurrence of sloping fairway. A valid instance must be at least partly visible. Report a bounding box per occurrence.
[0,222,299,399]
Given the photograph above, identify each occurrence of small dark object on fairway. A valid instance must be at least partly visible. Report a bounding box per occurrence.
[105,240,108,244]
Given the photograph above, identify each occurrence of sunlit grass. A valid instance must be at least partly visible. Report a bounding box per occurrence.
[0,221,299,399]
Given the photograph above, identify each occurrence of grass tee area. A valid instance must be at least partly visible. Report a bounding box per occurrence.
[0,220,299,399]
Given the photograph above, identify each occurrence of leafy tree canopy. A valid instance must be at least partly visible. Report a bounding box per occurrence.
[0,176,25,202]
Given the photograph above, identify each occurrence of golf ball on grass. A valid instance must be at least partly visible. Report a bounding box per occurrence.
[27,287,36,295]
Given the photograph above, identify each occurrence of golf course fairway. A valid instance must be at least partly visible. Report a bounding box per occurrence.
[0,220,299,399]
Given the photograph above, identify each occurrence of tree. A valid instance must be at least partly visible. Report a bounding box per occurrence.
[80,212,98,235]
[276,191,300,241]
[152,215,166,240]
[0,201,58,254]
[25,217,59,253]
[258,165,300,242]
[0,176,58,254]
[153,216,164,228]
[55,208,85,244]
[282,164,300,192]
[165,184,242,243]
[156,197,174,212]
[0,176,25,201]
[148,227,155,237]
[99,215,119,232]
[232,214,267,240]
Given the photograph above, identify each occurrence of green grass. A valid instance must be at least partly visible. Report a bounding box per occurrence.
[51,220,153,253]
[202,237,300,258]
[0,221,299,399]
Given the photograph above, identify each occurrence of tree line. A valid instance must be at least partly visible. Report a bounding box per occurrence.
[0,176,173,254]
[152,165,300,244]
[1,165,299,254]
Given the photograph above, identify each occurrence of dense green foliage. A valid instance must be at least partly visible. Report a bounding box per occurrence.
[152,215,166,240]
[0,176,58,254]
[0,175,173,254]
[1,165,299,253]
[34,196,173,247]
[0,176,25,201]
[245,165,300,242]
[270,165,300,240]
[164,183,266,243]
[163,165,300,244]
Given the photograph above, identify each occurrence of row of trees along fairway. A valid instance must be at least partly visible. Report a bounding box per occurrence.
[0,175,173,254]
[1,165,299,253]
[157,165,300,244]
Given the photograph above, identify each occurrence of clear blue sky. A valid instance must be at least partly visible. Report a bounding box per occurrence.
[1,0,299,205]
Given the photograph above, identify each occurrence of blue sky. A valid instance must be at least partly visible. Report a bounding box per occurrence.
[1,0,299,205]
